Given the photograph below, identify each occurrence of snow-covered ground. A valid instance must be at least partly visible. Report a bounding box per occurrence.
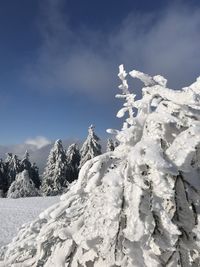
[0,196,59,247]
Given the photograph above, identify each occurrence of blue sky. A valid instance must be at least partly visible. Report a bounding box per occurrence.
[1,0,200,145]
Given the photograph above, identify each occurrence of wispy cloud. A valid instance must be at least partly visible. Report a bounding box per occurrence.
[24,1,200,99]
[25,136,51,149]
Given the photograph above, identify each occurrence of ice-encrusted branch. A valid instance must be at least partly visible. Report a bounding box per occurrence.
[116,64,136,127]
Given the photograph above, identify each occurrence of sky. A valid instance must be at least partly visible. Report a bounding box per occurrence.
[1,0,200,146]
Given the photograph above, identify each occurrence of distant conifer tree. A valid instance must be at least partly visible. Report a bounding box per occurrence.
[21,151,41,189]
[79,125,101,169]
[4,153,21,192]
[0,159,6,197]
[41,140,68,196]
[106,138,115,152]
[66,143,80,183]
[7,170,39,198]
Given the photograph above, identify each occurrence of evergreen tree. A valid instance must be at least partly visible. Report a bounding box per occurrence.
[41,139,67,196]
[7,170,39,198]
[106,138,115,152]
[29,163,41,189]
[4,153,21,192]
[114,140,119,148]
[20,151,31,171]
[20,151,41,189]
[66,143,80,183]
[79,125,101,168]
[0,159,6,197]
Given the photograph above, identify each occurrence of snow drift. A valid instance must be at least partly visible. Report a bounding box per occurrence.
[1,65,200,266]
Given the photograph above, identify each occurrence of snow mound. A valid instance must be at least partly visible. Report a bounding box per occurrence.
[1,65,200,266]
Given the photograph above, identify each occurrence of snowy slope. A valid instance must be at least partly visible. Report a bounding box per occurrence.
[0,196,59,247]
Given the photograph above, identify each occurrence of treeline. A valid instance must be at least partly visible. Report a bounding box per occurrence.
[0,125,118,198]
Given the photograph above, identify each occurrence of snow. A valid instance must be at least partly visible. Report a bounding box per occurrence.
[1,65,200,266]
[0,196,59,247]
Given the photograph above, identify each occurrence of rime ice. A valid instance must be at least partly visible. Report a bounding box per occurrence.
[1,65,200,266]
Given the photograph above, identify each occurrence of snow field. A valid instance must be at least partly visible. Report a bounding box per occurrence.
[0,196,59,247]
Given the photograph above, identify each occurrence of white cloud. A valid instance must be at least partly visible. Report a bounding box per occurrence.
[25,136,51,149]
[24,1,200,98]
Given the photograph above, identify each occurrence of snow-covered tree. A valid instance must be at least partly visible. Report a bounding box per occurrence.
[79,125,101,168]
[20,151,31,171]
[114,140,119,149]
[106,138,114,152]
[20,151,41,189]
[29,162,41,189]
[66,143,80,183]
[0,159,6,197]
[41,139,68,196]
[7,170,39,198]
[4,153,21,192]
[2,65,200,266]
[106,138,118,152]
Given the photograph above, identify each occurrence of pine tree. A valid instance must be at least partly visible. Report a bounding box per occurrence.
[41,139,68,196]
[114,140,119,149]
[106,138,115,152]
[20,151,41,189]
[79,125,101,168]
[20,151,31,171]
[29,163,41,189]
[65,143,80,183]
[7,170,39,198]
[0,159,6,197]
[4,153,21,192]
[2,66,200,266]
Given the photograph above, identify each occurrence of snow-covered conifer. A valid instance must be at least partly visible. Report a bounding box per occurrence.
[20,151,31,171]
[29,162,41,189]
[0,159,6,197]
[41,139,67,196]
[7,170,39,198]
[20,151,41,189]
[79,125,101,168]
[2,66,200,266]
[114,140,119,148]
[4,153,21,192]
[106,138,115,152]
[66,143,80,183]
